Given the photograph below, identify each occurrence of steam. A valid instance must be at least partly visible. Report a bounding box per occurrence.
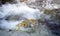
[0,0,41,31]
[0,0,60,36]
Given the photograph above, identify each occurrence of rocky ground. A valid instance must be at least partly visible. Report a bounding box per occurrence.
[0,0,60,36]
[0,24,54,36]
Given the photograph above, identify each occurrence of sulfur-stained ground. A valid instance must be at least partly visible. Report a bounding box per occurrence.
[0,24,55,36]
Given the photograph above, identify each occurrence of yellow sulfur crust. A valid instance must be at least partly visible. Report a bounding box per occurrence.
[20,0,28,3]
[16,19,36,30]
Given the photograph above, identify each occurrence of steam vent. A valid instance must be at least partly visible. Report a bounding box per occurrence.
[0,0,60,36]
